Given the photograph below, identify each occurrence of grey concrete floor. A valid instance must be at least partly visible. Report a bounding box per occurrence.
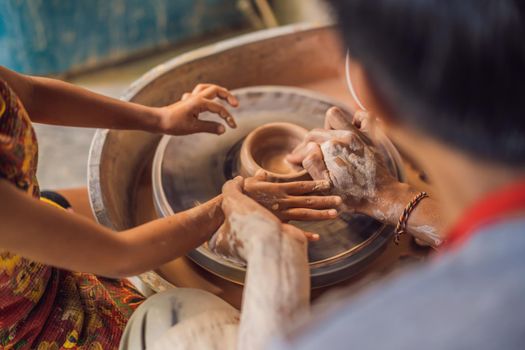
[34,32,244,189]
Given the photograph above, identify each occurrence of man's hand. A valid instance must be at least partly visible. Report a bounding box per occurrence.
[287,107,376,180]
[209,177,318,263]
[156,84,239,135]
[324,107,376,137]
[287,107,399,219]
[243,170,342,221]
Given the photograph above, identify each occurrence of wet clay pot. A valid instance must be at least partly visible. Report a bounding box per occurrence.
[239,122,310,181]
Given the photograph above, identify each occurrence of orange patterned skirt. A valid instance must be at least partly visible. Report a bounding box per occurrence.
[0,77,145,349]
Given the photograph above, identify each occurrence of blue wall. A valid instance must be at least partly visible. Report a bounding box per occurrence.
[0,0,244,75]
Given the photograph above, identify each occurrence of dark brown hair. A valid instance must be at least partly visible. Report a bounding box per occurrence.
[327,0,525,164]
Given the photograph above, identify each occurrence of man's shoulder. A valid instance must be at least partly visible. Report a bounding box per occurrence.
[274,218,525,350]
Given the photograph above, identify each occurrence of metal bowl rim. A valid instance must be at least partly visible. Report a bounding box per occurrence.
[151,85,406,286]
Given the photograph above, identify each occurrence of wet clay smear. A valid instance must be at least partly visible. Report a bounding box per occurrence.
[320,139,377,200]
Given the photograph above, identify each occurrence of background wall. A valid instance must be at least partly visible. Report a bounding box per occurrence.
[272,0,331,25]
[0,0,332,189]
[0,0,245,75]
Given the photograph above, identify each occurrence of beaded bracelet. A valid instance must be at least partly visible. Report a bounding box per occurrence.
[394,191,429,244]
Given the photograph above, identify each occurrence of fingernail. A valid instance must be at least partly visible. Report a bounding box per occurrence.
[312,233,320,240]
[227,116,237,127]
[328,209,338,217]
[335,196,343,205]
[229,97,239,106]
[217,125,225,134]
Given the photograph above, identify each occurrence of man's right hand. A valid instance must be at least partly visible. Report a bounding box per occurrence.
[287,107,376,181]
[287,107,400,220]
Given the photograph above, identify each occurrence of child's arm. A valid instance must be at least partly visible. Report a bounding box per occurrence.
[0,66,238,135]
[0,179,224,277]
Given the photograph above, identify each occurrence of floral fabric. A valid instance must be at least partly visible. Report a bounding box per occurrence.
[0,79,144,349]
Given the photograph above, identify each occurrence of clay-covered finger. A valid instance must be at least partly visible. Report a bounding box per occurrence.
[288,130,365,166]
[221,177,245,216]
[304,128,339,144]
[243,171,268,195]
[278,195,342,210]
[201,85,240,109]
[303,231,320,241]
[222,176,245,197]
[280,208,338,221]
[287,139,325,165]
[249,169,286,184]
[303,231,321,242]
[286,141,310,164]
[280,179,331,195]
[352,110,367,128]
[197,99,236,128]
[302,143,330,181]
[324,106,355,130]
[353,110,376,141]
[253,169,270,181]
[286,130,332,164]
[287,130,335,165]
[222,176,279,222]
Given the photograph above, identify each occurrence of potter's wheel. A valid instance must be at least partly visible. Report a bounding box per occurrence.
[152,86,405,288]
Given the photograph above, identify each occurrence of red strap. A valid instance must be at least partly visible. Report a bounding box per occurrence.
[445,179,525,249]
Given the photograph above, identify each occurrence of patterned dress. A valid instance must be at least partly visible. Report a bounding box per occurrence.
[0,79,144,349]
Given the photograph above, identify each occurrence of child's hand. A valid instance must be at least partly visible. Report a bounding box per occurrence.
[156,84,239,135]
[243,170,342,221]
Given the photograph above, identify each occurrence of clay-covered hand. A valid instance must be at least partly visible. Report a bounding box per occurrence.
[286,107,371,182]
[209,176,317,264]
[324,107,376,137]
[287,108,399,219]
[318,135,399,214]
[243,170,342,221]
[156,83,239,135]
[287,108,375,177]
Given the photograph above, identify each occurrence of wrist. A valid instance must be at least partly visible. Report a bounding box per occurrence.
[376,182,419,226]
[146,106,167,134]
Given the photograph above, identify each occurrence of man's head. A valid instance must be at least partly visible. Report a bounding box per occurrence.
[327,0,525,166]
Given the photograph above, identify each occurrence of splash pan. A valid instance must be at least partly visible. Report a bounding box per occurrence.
[152,86,405,288]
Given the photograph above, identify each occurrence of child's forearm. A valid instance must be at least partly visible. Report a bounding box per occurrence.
[120,195,224,276]
[28,75,163,132]
[0,66,162,132]
[0,180,223,277]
